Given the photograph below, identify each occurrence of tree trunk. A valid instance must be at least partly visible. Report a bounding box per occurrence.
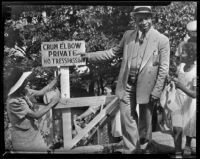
[89,80,95,96]
[99,76,104,95]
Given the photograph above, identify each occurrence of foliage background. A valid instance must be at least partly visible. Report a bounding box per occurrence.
[3,2,197,151]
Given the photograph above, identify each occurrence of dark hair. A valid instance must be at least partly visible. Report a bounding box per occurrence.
[184,42,196,56]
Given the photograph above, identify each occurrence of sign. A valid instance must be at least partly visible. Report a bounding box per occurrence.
[41,41,86,67]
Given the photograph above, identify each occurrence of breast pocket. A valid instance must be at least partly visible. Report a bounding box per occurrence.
[152,50,160,66]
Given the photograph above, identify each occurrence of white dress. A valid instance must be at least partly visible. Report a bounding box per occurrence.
[171,63,196,137]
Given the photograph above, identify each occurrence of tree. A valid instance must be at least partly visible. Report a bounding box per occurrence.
[4,2,197,97]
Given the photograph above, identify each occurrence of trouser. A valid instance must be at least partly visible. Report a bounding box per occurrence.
[139,102,155,144]
[119,82,154,153]
[119,82,139,153]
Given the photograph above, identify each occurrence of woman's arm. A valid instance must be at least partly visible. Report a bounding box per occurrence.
[27,96,59,119]
[172,78,196,98]
[77,109,93,120]
[77,106,100,120]
[30,76,59,97]
[178,85,196,98]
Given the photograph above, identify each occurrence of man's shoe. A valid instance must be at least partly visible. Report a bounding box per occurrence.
[113,151,122,154]
[143,140,155,154]
[183,146,191,156]
[175,152,183,158]
[140,138,149,145]
[144,149,151,154]
[140,142,148,150]
[132,149,145,154]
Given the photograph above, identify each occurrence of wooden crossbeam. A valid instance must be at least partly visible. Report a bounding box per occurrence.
[83,99,120,145]
[55,95,116,109]
[55,96,106,109]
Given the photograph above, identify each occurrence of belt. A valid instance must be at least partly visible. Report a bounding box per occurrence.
[127,75,137,85]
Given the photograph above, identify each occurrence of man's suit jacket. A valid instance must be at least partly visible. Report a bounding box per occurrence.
[88,27,170,104]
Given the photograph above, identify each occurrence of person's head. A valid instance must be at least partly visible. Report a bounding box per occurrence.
[181,42,196,65]
[5,68,32,97]
[104,86,112,95]
[187,20,197,40]
[180,20,197,64]
[176,20,196,64]
[133,6,154,33]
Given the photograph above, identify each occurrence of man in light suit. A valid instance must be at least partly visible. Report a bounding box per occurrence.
[77,6,170,153]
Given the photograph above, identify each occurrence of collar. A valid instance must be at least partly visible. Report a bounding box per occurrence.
[145,26,153,38]
[136,26,153,39]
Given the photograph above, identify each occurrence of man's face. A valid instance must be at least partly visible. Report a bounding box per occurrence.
[134,13,152,32]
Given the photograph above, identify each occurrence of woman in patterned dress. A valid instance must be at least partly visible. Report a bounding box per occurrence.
[6,68,60,152]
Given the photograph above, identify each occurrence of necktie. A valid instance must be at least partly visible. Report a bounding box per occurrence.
[139,32,145,44]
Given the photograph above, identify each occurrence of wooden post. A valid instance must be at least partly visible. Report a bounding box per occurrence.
[41,40,86,149]
[52,69,58,142]
[60,67,72,149]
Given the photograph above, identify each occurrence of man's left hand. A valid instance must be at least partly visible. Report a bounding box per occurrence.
[150,95,160,107]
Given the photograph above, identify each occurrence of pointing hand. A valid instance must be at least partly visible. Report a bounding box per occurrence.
[75,52,88,60]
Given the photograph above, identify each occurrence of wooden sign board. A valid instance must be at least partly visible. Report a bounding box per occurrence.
[41,41,86,67]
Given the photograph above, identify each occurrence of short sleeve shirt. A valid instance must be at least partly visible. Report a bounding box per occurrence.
[6,97,36,130]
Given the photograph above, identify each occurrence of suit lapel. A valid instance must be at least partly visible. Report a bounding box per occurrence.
[127,30,138,68]
[139,28,157,73]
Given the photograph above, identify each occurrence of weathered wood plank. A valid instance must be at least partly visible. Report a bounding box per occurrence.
[60,67,70,98]
[54,95,116,109]
[60,67,72,149]
[54,145,104,154]
[62,109,72,149]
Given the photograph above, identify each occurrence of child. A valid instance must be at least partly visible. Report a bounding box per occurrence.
[171,20,196,156]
